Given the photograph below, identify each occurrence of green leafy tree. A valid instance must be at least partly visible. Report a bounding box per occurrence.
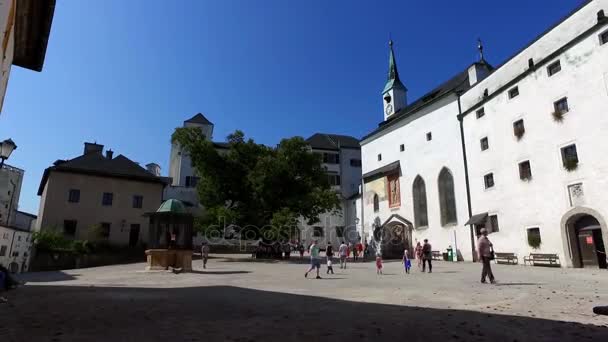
[172,128,341,240]
[32,229,72,252]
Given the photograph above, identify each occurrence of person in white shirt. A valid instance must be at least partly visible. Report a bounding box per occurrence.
[338,241,348,269]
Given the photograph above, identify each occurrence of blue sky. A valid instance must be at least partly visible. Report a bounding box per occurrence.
[0,0,584,214]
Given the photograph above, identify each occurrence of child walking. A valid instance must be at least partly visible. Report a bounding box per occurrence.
[375,255,383,275]
[326,258,334,274]
[403,250,412,274]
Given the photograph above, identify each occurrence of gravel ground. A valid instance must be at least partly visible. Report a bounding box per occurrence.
[1,254,607,341]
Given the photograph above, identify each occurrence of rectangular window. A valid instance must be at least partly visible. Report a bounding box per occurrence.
[547,60,561,76]
[64,220,77,237]
[600,30,608,45]
[0,245,6,256]
[426,132,432,141]
[68,189,80,203]
[377,154,382,161]
[527,227,541,247]
[400,144,405,152]
[328,174,341,186]
[322,153,340,164]
[508,86,519,99]
[132,195,144,209]
[519,160,532,180]
[102,192,113,206]
[12,251,18,257]
[561,144,579,171]
[513,119,525,140]
[17,236,21,241]
[335,226,345,238]
[554,97,569,114]
[484,173,495,189]
[313,226,324,237]
[349,159,362,167]
[185,176,199,188]
[476,107,485,119]
[100,222,111,239]
[480,137,489,151]
[488,215,499,233]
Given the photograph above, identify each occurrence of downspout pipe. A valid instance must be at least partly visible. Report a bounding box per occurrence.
[456,92,477,262]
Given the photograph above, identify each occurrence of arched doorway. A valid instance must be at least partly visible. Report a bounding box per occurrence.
[379,214,413,259]
[562,208,607,269]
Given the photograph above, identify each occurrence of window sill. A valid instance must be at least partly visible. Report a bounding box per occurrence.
[415,225,429,230]
[563,166,580,173]
[442,222,458,228]
[484,186,495,192]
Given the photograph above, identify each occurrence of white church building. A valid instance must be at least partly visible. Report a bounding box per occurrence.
[358,0,608,268]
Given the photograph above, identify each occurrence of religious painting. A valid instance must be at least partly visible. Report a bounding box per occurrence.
[568,183,585,207]
[386,173,401,208]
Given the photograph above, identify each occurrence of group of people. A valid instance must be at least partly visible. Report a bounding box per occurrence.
[303,231,497,284]
[298,240,368,261]
[305,240,364,278]
[304,238,435,278]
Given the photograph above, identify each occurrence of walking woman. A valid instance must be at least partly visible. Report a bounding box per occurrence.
[415,241,423,270]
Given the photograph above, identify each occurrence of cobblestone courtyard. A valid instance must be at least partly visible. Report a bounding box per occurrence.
[1,255,607,341]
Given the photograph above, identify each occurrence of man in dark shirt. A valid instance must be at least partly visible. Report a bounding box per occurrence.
[422,239,432,273]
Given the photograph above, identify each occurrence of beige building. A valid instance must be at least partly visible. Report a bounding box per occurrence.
[36,143,166,247]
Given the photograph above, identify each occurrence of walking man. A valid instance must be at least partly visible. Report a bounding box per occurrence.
[201,242,210,269]
[339,241,348,269]
[478,228,496,284]
[305,240,322,279]
[422,239,432,273]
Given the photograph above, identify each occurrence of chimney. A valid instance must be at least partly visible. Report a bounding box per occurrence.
[106,149,114,159]
[84,142,104,155]
[468,63,490,86]
[146,163,161,177]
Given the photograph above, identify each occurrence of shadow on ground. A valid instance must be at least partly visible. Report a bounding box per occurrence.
[0,285,606,341]
[16,271,79,283]
[190,270,251,275]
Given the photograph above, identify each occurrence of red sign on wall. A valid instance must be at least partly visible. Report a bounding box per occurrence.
[586,236,594,245]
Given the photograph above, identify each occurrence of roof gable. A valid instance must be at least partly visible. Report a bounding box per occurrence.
[185,113,213,125]
[38,152,163,195]
[306,133,360,150]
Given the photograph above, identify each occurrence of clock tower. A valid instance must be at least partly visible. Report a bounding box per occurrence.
[382,40,407,121]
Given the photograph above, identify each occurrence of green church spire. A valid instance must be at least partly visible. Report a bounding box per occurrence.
[383,40,406,94]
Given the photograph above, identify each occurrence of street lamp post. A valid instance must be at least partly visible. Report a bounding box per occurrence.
[0,139,17,167]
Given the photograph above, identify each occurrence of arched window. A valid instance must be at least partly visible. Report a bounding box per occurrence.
[438,167,457,226]
[373,194,380,212]
[412,175,428,228]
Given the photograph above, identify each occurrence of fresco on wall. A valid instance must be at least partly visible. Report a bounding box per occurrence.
[365,177,387,205]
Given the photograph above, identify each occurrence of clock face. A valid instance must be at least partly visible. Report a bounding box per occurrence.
[385,104,393,115]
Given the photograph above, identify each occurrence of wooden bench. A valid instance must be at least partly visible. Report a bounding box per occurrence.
[431,251,442,260]
[494,252,518,265]
[524,253,560,267]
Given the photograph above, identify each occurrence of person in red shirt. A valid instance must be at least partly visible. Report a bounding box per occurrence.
[355,241,363,262]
